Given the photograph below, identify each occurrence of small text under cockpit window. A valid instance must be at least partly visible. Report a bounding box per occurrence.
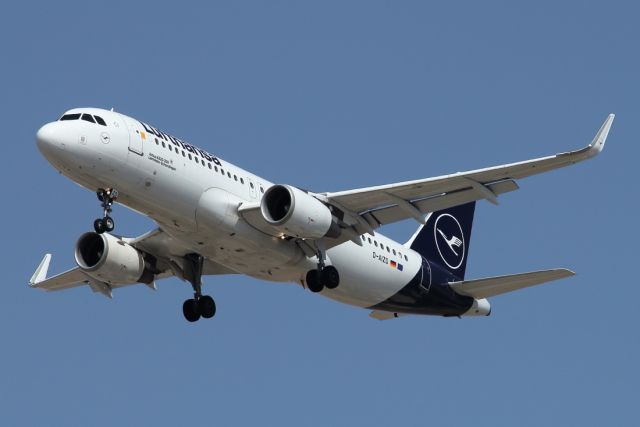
[60,113,81,121]
[81,114,95,123]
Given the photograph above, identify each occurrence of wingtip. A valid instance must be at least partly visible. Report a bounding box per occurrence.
[29,254,52,287]
[587,113,615,156]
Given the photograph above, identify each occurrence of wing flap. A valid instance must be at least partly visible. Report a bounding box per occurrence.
[449,269,575,299]
[364,179,518,227]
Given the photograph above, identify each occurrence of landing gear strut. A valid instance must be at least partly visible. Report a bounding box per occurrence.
[182,253,216,322]
[305,245,340,293]
[93,188,118,234]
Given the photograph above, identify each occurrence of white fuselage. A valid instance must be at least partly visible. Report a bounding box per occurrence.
[36,108,423,309]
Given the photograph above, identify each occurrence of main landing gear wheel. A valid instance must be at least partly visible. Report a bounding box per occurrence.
[183,299,200,322]
[306,270,324,293]
[181,295,216,322]
[198,295,216,319]
[306,265,340,293]
[94,188,118,234]
[321,266,340,289]
[181,253,217,323]
[305,244,340,293]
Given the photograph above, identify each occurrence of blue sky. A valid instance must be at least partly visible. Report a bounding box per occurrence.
[1,1,638,425]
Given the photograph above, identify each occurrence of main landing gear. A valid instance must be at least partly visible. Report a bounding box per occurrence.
[305,246,340,293]
[182,253,216,322]
[93,188,118,234]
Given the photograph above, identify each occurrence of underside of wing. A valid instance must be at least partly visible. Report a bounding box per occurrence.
[29,228,237,298]
[126,228,237,276]
[29,259,89,291]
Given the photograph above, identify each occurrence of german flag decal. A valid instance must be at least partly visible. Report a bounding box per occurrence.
[389,260,403,271]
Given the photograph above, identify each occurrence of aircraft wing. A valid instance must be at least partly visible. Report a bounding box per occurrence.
[321,114,614,230]
[29,228,236,298]
[29,254,89,291]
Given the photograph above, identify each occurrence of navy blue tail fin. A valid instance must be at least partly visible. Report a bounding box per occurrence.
[408,202,476,279]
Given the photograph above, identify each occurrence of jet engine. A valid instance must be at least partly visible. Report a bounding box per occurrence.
[260,185,340,239]
[75,232,154,285]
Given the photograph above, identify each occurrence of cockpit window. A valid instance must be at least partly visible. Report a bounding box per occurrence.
[81,114,95,123]
[60,113,81,121]
[94,116,107,126]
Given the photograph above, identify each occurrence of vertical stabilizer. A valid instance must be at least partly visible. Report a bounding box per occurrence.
[407,202,476,279]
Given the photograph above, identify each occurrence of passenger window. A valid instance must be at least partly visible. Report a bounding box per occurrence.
[367,237,372,244]
[162,141,166,148]
[94,116,107,126]
[250,182,254,188]
[221,169,225,175]
[386,246,390,253]
[374,241,378,247]
[81,114,95,123]
[155,139,159,145]
[182,151,186,157]
[60,113,81,121]
[188,153,192,160]
[260,187,264,193]
[404,255,408,261]
[240,178,244,184]
[169,145,173,152]
[227,172,231,178]
[201,160,205,166]
[214,166,218,172]
[234,175,238,181]
[208,163,212,169]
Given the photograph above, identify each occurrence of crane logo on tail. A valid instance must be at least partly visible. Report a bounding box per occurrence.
[434,213,465,270]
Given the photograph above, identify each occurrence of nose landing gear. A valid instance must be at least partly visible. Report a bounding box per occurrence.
[182,253,217,322]
[93,188,118,234]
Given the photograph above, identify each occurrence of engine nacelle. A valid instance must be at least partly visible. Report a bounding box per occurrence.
[260,185,339,239]
[75,232,154,285]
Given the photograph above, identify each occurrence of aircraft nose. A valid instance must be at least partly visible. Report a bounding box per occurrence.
[36,122,56,149]
[36,121,67,154]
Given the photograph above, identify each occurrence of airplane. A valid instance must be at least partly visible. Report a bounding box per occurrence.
[30,108,614,322]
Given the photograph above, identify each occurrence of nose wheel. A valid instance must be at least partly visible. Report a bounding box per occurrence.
[94,188,118,234]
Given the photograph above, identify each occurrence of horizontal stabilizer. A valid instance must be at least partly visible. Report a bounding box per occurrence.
[449,269,575,299]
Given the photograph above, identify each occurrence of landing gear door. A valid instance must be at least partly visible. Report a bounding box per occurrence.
[122,117,144,156]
